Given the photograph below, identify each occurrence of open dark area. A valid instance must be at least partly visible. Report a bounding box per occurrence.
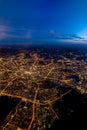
[50,89,87,130]
[0,96,19,124]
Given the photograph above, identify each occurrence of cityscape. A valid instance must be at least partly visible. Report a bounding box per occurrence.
[0,47,87,130]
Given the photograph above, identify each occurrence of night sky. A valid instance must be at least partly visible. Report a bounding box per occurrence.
[0,0,87,43]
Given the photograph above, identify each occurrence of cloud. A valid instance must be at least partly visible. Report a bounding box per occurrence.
[0,18,13,39]
[60,33,83,40]
[49,30,55,35]
[0,25,12,39]
[0,19,32,40]
[0,25,10,32]
[23,30,32,39]
[0,18,86,43]
[48,31,84,42]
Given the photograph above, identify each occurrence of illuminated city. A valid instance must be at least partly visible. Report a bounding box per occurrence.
[0,47,87,130]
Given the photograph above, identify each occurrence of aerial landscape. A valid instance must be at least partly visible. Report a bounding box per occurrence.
[0,0,87,130]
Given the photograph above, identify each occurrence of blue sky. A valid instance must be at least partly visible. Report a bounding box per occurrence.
[0,0,87,43]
